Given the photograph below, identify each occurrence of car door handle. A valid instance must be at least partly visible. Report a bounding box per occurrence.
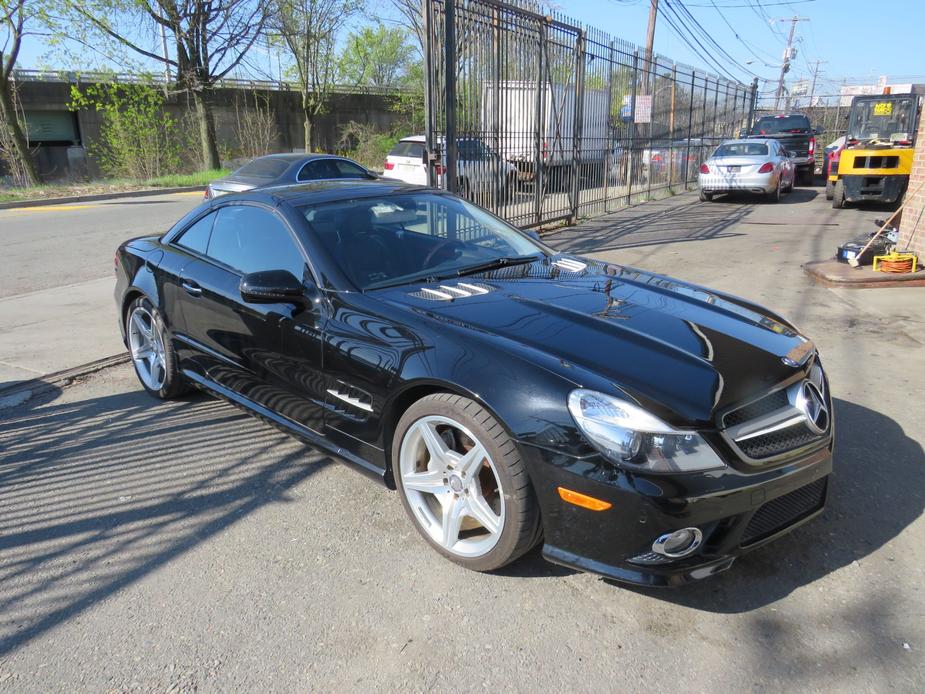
[181,280,202,297]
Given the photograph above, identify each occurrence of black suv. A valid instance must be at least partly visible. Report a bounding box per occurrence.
[747,113,818,184]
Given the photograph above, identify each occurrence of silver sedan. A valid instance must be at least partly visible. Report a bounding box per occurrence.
[698,138,795,202]
[205,153,377,199]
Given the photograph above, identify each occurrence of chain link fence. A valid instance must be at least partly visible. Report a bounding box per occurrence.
[424,0,756,228]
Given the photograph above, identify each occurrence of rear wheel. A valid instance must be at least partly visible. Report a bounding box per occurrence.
[832,179,845,208]
[825,179,835,200]
[767,178,781,203]
[393,393,541,572]
[126,297,188,399]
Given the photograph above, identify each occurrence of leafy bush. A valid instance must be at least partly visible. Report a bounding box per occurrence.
[337,121,400,171]
[69,79,182,179]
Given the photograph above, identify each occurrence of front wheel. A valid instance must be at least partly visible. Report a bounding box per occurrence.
[393,393,541,572]
[126,296,188,399]
[825,179,834,200]
[832,179,845,208]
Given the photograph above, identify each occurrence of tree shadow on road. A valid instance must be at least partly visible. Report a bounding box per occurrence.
[546,197,751,255]
[616,397,924,612]
[0,386,332,657]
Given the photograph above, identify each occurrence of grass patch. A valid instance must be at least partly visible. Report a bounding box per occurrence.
[0,169,230,203]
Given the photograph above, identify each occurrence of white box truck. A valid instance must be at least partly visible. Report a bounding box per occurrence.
[480,81,611,180]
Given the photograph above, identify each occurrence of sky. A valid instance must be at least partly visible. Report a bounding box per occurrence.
[562,0,925,97]
[13,0,925,100]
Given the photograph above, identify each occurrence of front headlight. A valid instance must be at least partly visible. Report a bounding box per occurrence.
[567,389,725,473]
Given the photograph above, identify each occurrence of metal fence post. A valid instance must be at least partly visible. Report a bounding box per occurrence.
[533,20,547,226]
[626,49,639,206]
[445,0,458,195]
[492,6,502,210]
[667,63,676,192]
[570,29,585,223]
[603,39,615,212]
[423,0,437,188]
[684,70,695,189]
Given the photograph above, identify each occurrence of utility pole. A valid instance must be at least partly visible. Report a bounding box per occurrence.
[773,16,808,111]
[642,0,659,94]
[807,59,827,108]
[160,24,171,91]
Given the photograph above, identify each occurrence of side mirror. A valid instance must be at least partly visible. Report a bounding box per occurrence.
[524,230,541,242]
[240,269,310,305]
[738,128,749,138]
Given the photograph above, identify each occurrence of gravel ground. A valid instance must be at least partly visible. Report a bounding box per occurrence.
[1,186,923,692]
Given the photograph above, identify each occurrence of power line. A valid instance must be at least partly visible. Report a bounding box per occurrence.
[668,0,766,79]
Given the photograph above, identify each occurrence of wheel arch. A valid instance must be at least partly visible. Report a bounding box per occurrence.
[380,378,516,490]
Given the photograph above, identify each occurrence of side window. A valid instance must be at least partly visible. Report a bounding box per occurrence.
[207,206,306,278]
[175,212,215,254]
[332,159,370,178]
[297,161,322,181]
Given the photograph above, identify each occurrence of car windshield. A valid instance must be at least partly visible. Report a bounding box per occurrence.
[752,116,811,134]
[847,97,917,141]
[713,142,769,157]
[300,193,545,290]
[234,158,291,179]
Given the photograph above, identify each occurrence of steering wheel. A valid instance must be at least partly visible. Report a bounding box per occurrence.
[422,239,464,269]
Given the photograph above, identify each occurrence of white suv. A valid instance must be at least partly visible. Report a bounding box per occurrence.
[383,135,517,200]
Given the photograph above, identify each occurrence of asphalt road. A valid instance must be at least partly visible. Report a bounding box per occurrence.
[0,191,205,299]
[1,185,924,691]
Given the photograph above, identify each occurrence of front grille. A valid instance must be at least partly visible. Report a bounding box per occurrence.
[737,422,820,459]
[724,388,789,427]
[741,477,827,546]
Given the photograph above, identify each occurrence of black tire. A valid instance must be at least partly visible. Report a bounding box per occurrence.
[699,189,713,202]
[125,296,189,400]
[825,179,834,200]
[767,179,781,203]
[392,393,542,572]
[783,173,794,193]
[832,179,845,209]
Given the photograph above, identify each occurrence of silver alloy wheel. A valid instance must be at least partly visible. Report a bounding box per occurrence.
[399,415,505,558]
[128,306,167,391]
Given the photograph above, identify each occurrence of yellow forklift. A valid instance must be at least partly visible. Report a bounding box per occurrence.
[829,92,921,208]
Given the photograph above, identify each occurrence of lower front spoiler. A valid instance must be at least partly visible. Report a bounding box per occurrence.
[542,502,827,587]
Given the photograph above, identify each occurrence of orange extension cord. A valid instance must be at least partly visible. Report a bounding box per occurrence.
[876,255,917,273]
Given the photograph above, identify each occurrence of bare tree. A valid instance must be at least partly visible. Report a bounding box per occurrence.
[389,0,424,56]
[271,0,360,151]
[63,0,268,170]
[0,0,40,185]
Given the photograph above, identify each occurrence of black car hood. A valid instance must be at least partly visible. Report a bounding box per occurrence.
[376,257,811,426]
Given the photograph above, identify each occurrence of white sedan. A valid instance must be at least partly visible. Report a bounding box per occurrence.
[698,138,795,202]
[383,135,518,201]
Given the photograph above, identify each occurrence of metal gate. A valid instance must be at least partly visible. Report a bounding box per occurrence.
[424,0,758,228]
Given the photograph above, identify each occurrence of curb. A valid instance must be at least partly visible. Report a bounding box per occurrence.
[0,186,204,210]
[0,353,130,401]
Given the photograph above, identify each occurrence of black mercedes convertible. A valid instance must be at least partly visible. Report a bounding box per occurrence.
[114,179,833,586]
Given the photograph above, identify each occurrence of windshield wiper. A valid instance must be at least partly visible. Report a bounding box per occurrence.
[366,269,460,291]
[455,254,542,278]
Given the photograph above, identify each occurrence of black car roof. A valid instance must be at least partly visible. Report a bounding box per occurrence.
[232,179,432,207]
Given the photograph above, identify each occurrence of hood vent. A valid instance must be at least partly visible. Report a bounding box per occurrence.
[552,258,588,273]
[411,282,493,301]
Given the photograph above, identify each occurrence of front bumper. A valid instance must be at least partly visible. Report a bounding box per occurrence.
[520,440,832,586]
[699,171,777,195]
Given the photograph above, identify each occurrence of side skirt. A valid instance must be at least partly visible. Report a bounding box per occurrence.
[181,369,387,484]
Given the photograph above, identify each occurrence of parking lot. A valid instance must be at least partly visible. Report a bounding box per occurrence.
[1,185,923,691]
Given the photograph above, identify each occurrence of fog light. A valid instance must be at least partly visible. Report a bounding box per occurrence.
[652,527,703,558]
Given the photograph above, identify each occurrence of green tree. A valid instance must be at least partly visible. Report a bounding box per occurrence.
[0,0,41,185]
[62,0,268,170]
[338,23,415,89]
[69,79,182,179]
[271,0,360,152]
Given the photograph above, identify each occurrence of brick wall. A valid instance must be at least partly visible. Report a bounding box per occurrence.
[898,107,925,260]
